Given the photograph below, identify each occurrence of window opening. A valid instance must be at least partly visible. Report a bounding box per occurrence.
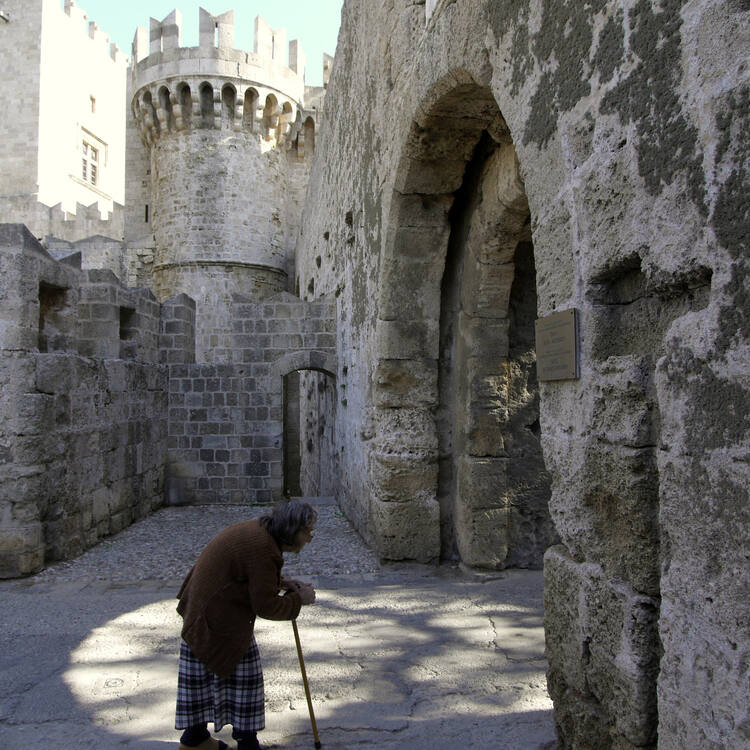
[119,307,137,358]
[82,141,99,186]
[38,283,70,352]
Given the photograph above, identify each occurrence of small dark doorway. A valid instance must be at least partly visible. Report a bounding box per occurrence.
[283,368,337,497]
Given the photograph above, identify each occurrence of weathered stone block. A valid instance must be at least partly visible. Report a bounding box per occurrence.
[373,358,438,408]
[371,495,440,562]
[386,224,451,262]
[455,503,509,569]
[457,455,508,509]
[545,546,660,748]
[464,407,507,457]
[375,317,439,360]
[460,259,515,318]
[0,521,44,578]
[371,451,437,502]
[373,406,438,456]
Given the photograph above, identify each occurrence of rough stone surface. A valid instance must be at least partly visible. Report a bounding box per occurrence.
[294,1,750,748]
[0,229,168,577]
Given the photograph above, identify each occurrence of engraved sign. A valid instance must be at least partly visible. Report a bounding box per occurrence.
[535,309,579,381]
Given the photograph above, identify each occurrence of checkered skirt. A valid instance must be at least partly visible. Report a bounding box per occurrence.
[175,638,265,732]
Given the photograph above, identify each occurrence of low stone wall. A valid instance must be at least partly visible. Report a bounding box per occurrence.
[0,225,172,577]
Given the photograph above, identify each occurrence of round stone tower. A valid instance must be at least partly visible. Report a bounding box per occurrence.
[125,8,319,361]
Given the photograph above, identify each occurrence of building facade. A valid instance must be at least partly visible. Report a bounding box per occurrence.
[0,0,127,241]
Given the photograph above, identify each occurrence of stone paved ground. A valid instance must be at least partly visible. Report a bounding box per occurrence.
[0,501,556,749]
[30,500,379,582]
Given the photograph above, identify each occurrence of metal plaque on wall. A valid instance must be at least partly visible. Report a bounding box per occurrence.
[535,308,579,381]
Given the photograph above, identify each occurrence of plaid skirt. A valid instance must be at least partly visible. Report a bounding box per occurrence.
[175,638,265,732]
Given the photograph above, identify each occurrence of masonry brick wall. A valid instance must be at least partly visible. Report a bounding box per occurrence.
[166,291,336,505]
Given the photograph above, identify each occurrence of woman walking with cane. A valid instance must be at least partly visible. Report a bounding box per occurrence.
[174,501,318,750]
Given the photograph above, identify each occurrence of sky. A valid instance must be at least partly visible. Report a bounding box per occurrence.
[71,0,344,86]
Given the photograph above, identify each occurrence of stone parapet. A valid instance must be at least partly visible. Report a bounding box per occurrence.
[0,224,173,577]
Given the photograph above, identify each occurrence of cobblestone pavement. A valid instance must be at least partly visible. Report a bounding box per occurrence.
[2,500,556,750]
[30,499,380,583]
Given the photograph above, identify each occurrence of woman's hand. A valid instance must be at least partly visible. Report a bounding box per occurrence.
[298,583,316,605]
[282,577,304,592]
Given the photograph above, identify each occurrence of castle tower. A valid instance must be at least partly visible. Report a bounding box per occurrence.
[125,8,320,361]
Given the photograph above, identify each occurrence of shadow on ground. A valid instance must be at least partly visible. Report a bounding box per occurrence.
[0,569,554,749]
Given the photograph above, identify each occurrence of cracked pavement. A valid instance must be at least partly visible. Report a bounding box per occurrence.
[0,503,556,749]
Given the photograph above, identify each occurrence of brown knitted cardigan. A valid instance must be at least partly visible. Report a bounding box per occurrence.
[176,519,302,678]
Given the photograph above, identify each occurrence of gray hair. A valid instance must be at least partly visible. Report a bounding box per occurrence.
[259,500,317,547]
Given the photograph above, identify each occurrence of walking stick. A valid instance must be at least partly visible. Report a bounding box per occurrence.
[291,618,322,749]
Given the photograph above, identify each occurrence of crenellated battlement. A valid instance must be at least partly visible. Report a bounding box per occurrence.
[131,8,307,83]
[62,0,127,64]
[128,9,326,158]
[131,74,317,159]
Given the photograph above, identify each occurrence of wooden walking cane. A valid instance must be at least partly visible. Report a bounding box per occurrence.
[291,618,322,749]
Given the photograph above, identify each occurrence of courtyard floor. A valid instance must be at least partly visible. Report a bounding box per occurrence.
[0,500,556,749]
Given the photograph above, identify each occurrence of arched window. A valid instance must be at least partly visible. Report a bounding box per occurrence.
[158,86,175,132]
[262,94,279,141]
[221,84,236,127]
[177,83,192,129]
[279,101,294,142]
[304,116,315,157]
[243,88,259,131]
[142,91,160,138]
[200,82,214,128]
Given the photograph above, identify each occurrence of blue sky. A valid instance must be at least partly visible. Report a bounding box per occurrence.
[72,0,344,86]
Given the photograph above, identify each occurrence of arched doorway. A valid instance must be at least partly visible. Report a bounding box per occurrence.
[272,351,338,499]
[371,76,556,568]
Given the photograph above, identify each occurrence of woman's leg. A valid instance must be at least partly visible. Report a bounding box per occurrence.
[213,636,265,735]
[232,728,261,750]
[179,723,210,746]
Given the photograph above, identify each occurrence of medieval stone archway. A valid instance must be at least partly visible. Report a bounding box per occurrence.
[371,75,556,567]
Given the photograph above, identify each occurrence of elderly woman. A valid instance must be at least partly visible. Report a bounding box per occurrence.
[174,501,318,750]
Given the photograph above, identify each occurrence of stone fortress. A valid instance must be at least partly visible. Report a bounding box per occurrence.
[1,1,749,749]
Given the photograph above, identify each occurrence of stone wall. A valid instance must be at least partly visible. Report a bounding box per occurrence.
[165,292,337,505]
[296,1,750,748]
[0,224,337,576]
[0,224,168,578]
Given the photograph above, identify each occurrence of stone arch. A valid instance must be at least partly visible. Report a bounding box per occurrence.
[141,91,160,140]
[177,83,192,129]
[304,116,315,157]
[280,100,294,141]
[269,350,337,382]
[199,82,214,128]
[243,87,259,131]
[221,83,236,127]
[262,94,279,141]
[372,72,555,567]
[158,85,175,132]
